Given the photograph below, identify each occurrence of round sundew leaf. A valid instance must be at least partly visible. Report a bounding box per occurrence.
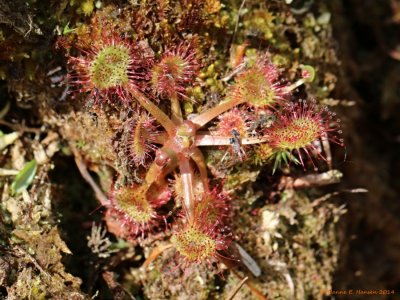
[300,64,316,82]
[115,186,155,224]
[90,45,131,89]
[150,43,199,99]
[172,225,217,262]
[273,117,321,150]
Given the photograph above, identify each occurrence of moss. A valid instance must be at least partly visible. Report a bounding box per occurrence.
[0,157,87,298]
[243,9,276,41]
[81,0,94,16]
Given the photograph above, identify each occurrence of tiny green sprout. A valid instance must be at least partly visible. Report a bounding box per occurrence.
[62,22,76,35]
[271,150,300,174]
[11,159,37,195]
[76,140,86,149]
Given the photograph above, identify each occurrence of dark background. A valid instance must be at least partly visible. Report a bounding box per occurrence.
[330,0,400,298]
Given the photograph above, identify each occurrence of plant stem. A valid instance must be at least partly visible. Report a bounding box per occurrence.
[191,98,244,128]
[179,157,195,221]
[195,133,268,146]
[218,256,267,300]
[225,276,249,300]
[0,168,19,176]
[142,243,174,268]
[130,88,176,136]
[283,78,305,93]
[72,147,110,206]
[170,92,183,124]
[190,147,209,192]
[144,148,178,188]
[150,132,168,144]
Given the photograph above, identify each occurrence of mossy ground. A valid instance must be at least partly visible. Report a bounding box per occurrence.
[0,0,399,299]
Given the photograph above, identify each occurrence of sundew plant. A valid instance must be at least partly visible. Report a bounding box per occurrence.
[59,5,344,299]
